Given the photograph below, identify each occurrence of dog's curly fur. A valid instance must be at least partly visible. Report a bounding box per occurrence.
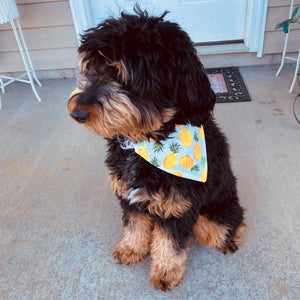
[68,7,245,291]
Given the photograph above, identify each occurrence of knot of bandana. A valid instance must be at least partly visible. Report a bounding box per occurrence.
[133,124,208,182]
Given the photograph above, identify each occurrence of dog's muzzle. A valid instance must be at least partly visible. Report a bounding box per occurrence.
[68,88,89,124]
[70,109,89,124]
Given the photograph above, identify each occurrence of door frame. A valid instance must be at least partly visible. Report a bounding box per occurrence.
[69,0,268,57]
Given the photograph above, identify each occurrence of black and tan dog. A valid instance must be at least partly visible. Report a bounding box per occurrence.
[68,7,245,291]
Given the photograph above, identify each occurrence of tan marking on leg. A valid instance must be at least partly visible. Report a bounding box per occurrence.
[150,224,188,291]
[113,213,153,265]
[232,222,246,247]
[147,187,192,218]
[218,222,246,254]
[193,215,229,249]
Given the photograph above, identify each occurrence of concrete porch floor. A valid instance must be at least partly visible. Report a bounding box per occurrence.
[0,65,299,299]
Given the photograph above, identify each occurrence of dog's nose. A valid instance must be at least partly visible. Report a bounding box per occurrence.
[70,109,89,123]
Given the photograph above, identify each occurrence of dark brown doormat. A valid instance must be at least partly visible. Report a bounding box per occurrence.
[206,67,251,103]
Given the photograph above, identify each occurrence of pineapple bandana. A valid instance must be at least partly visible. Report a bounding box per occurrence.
[133,124,208,182]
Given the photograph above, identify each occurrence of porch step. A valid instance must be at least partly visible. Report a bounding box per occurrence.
[196,42,248,55]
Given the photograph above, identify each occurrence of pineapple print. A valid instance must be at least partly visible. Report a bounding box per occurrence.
[193,132,201,161]
[133,124,207,182]
[153,142,164,153]
[163,142,180,169]
[178,125,193,147]
[150,157,161,167]
[201,167,208,182]
[136,141,149,161]
[191,164,200,174]
[198,126,205,140]
[200,157,208,182]
[180,155,194,169]
[173,171,183,177]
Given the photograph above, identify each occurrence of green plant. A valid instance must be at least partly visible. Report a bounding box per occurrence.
[275,7,299,33]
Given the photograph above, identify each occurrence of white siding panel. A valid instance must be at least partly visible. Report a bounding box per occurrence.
[0,2,74,30]
[0,48,77,73]
[0,26,77,52]
[264,2,300,55]
[0,1,77,74]
[264,30,300,54]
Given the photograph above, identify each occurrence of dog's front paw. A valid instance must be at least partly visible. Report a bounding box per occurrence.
[218,223,246,254]
[113,243,148,265]
[150,264,185,291]
[218,241,239,254]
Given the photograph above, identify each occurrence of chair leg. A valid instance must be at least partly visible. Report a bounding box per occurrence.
[0,78,4,94]
[0,78,3,109]
[10,16,42,102]
[16,18,42,88]
[289,50,300,93]
[276,33,289,77]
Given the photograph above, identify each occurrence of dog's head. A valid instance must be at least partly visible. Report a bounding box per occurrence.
[68,7,215,142]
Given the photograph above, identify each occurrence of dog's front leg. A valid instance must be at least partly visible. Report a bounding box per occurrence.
[150,221,191,291]
[113,211,153,265]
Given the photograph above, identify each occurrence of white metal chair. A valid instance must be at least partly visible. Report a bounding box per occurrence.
[276,0,300,93]
[0,0,41,109]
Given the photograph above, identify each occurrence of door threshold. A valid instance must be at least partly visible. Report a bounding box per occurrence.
[195,42,249,55]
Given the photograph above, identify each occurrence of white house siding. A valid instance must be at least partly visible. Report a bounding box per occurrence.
[263,0,300,55]
[0,0,78,75]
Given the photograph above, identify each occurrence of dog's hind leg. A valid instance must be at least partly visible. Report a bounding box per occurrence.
[193,199,246,254]
[113,211,153,265]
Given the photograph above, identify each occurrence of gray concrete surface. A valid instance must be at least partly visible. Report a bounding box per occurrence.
[0,65,299,299]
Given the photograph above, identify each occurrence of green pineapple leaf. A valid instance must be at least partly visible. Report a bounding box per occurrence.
[169,142,181,154]
[194,131,199,142]
[200,157,207,168]
[141,140,148,147]
[153,142,164,153]
[191,164,200,174]
[151,157,161,167]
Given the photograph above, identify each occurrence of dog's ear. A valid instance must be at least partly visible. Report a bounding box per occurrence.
[175,52,216,126]
[166,25,215,126]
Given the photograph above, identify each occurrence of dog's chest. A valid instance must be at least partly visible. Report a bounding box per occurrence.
[106,138,193,218]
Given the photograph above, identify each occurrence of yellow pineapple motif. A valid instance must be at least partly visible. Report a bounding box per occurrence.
[134,124,207,182]
[163,142,180,169]
[200,157,208,182]
[178,125,193,147]
[173,171,182,177]
[201,167,208,182]
[136,141,149,161]
[193,132,201,160]
[198,126,205,140]
[180,155,194,169]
